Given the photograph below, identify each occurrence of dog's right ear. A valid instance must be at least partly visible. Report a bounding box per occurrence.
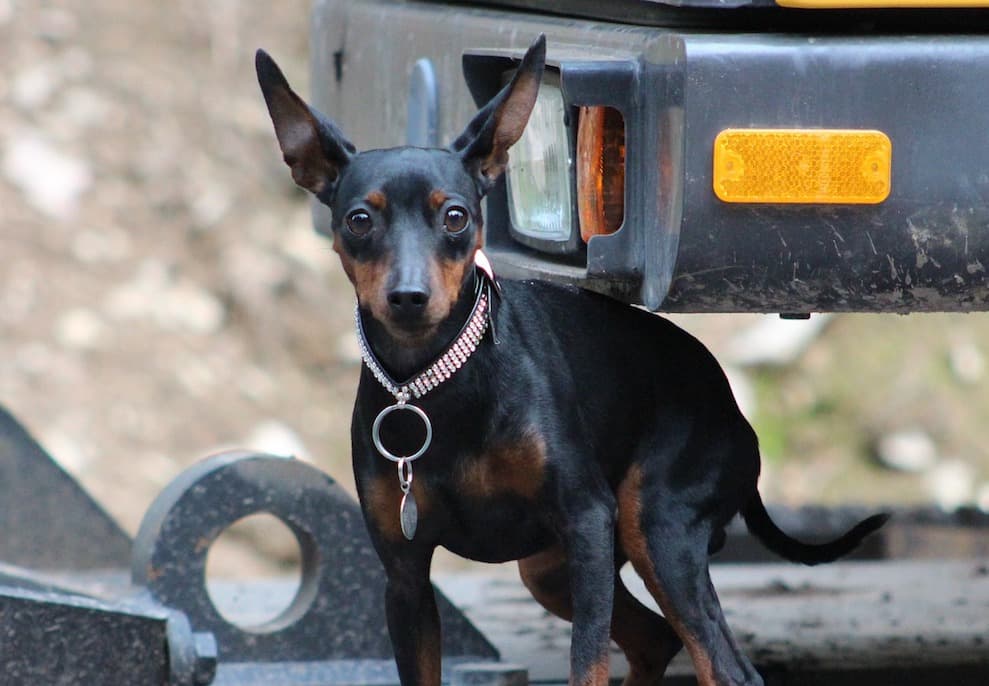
[255,49,355,202]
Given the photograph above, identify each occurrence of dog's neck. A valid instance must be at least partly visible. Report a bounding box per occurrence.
[359,270,481,383]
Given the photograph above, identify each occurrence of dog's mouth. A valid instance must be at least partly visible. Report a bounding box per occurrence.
[381,318,440,347]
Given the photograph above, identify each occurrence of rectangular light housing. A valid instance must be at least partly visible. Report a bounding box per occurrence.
[713,128,892,204]
[505,80,574,243]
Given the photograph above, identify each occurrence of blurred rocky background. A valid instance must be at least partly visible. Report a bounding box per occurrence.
[1,1,987,578]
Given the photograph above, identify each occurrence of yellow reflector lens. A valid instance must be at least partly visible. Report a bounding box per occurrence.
[713,129,891,204]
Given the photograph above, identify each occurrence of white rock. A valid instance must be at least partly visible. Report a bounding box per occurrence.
[14,342,55,377]
[157,281,226,334]
[0,263,39,325]
[103,260,169,321]
[56,46,92,79]
[243,420,311,461]
[336,331,363,366]
[2,132,92,219]
[174,355,219,397]
[136,452,180,488]
[924,459,975,511]
[54,308,106,351]
[977,483,989,514]
[948,342,985,385]
[875,429,939,473]
[237,366,276,401]
[223,243,291,297]
[103,260,225,334]
[37,8,78,41]
[41,429,91,474]
[11,63,59,110]
[725,313,833,367]
[189,181,233,229]
[57,87,111,132]
[723,366,757,421]
[280,208,335,273]
[71,226,133,263]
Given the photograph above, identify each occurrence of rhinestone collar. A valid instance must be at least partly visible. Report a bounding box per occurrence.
[354,280,489,402]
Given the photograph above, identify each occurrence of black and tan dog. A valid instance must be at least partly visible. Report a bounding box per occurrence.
[256,36,886,686]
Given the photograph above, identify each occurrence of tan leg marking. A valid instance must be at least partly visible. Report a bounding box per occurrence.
[574,656,610,686]
[364,474,430,543]
[519,543,679,686]
[417,619,441,686]
[518,546,572,619]
[617,464,717,686]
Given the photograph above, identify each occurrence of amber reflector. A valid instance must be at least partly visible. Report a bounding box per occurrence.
[577,106,625,242]
[713,128,891,204]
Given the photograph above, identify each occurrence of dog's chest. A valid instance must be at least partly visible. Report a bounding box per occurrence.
[454,430,547,500]
[438,431,554,561]
[360,430,555,561]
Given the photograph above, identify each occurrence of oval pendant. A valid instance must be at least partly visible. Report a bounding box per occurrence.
[400,491,418,540]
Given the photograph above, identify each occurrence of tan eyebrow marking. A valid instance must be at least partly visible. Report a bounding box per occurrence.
[429,189,448,211]
[365,190,387,210]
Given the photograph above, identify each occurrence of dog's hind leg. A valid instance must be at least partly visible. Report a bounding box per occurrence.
[617,465,764,686]
[519,546,682,686]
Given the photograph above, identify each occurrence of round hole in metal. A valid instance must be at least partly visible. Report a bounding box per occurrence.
[204,513,318,634]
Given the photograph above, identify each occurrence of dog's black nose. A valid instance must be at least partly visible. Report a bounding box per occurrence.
[387,288,430,318]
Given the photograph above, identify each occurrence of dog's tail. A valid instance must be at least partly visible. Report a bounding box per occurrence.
[742,493,889,566]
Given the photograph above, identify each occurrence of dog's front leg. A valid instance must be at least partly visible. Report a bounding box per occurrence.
[382,547,441,686]
[561,490,617,686]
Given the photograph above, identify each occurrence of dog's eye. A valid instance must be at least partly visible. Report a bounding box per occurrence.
[346,210,373,236]
[443,206,469,234]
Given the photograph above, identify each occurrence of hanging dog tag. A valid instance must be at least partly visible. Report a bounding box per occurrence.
[397,457,418,541]
[400,491,418,541]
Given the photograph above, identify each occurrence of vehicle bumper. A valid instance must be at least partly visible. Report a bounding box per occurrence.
[312,0,989,313]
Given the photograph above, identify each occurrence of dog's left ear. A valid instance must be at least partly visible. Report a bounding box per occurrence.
[451,35,546,194]
[256,49,355,203]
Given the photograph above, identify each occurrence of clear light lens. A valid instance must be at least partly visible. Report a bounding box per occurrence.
[505,81,573,242]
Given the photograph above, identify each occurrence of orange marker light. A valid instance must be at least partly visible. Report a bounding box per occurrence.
[577,106,625,241]
[713,129,891,204]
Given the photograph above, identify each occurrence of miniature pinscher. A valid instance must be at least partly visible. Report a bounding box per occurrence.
[256,36,887,686]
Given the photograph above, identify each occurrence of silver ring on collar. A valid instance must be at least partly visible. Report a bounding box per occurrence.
[371,402,432,463]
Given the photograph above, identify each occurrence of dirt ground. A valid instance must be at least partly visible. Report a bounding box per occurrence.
[0,0,354,575]
[2,1,987,580]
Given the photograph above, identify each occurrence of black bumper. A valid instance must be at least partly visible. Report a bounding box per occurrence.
[312,0,989,313]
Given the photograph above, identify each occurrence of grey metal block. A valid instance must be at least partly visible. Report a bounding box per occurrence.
[0,405,131,570]
[450,662,529,686]
[132,451,498,663]
[0,584,170,686]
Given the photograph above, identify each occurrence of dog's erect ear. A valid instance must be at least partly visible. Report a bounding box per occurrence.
[450,35,546,194]
[256,49,355,201]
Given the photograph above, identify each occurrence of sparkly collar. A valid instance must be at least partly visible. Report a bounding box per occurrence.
[354,271,490,403]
